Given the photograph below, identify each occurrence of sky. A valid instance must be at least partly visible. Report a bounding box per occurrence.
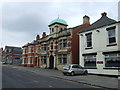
[0,0,119,49]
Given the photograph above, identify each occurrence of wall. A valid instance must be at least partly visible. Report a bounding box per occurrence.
[79,23,119,75]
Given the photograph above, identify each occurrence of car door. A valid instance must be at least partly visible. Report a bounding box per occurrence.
[77,65,84,74]
[72,65,78,74]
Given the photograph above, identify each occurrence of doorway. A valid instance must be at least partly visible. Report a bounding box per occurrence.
[49,55,54,69]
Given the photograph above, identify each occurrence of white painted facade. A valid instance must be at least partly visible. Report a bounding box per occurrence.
[79,22,120,75]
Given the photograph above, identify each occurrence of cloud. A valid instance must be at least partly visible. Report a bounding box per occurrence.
[1,1,118,48]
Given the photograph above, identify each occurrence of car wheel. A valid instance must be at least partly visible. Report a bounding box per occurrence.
[84,71,88,75]
[71,71,75,76]
[63,72,67,75]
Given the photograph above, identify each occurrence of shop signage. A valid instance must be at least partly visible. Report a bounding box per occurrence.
[97,61,103,64]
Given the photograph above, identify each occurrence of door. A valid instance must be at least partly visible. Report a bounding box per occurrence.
[77,65,84,74]
[49,55,54,69]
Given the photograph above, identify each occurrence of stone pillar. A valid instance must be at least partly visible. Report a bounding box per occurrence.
[22,57,24,64]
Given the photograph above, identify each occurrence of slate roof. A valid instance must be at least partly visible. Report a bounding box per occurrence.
[4,46,22,55]
[79,13,117,33]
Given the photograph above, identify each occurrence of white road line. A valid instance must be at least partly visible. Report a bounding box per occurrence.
[48,85,53,88]
[33,80,39,83]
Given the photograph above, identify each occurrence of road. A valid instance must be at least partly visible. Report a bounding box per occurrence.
[2,65,102,89]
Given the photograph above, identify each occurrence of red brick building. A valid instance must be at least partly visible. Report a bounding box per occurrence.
[2,46,22,65]
[71,15,90,64]
[22,15,90,70]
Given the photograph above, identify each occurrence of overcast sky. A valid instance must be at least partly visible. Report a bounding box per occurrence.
[0,0,119,49]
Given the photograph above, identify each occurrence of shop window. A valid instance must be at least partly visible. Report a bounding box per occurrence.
[104,53,120,67]
[84,55,96,68]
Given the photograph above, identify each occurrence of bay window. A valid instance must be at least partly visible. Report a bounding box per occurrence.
[83,54,96,68]
[104,53,120,67]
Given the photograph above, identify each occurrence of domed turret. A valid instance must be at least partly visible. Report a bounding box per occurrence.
[49,18,68,27]
[49,18,68,34]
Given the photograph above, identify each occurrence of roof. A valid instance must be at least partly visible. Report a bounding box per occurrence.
[4,46,22,55]
[79,12,117,33]
[49,18,68,26]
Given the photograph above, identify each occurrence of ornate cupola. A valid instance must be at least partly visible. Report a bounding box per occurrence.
[48,17,68,34]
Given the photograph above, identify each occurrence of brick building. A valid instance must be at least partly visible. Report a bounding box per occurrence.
[22,16,90,70]
[2,46,22,65]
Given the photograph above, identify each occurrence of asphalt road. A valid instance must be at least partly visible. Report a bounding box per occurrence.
[2,65,102,89]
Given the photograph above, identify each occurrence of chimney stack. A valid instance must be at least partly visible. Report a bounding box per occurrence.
[83,15,90,24]
[42,32,46,38]
[101,12,107,16]
[36,34,40,40]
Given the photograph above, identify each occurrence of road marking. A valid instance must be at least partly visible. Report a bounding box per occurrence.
[33,80,39,83]
[48,85,53,88]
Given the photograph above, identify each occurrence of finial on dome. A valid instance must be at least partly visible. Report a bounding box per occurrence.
[58,14,59,19]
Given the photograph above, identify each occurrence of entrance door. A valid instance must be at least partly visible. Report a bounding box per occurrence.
[49,55,54,69]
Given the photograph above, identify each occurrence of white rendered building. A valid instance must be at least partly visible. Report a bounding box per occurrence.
[79,12,120,75]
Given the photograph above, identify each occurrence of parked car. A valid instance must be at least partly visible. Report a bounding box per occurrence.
[62,64,88,76]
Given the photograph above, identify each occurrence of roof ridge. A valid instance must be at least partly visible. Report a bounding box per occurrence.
[79,15,117,33]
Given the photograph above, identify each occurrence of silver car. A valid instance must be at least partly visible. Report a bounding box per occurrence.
[62,64,88,76]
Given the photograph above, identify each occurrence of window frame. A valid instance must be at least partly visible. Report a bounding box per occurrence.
[58,54,67,64]
[83,54,96,68]
[104,53,120,67]
[106,26,116,45]
[85,33,92,49]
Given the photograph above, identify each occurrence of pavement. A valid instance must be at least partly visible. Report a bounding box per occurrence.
[3,65,119,89]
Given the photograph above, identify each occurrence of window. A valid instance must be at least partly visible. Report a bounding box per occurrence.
[107,26,116,45]
[37,46,40,53]
[104,53,120,67]
[41,56,47,64]
[51,42,53,50]
[59,40,62,49]
[86,33,92,48]
[60,28,63,31]
[72,65,78,68]
[59,39,67,49]
[84,55,96,67]
[63,54,67,64]
[63,39,67,48]
[25,49,28,53]
[31,47,34,53]
[52,28,54,32]
[41,44,47,51]
[58,54,62,64]
[58,54,67,64]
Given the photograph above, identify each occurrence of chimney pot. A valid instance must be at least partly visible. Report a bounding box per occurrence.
[36,34,40,40]
[101,12,107,16]
[83,15,90,24]
[42,32,46,38]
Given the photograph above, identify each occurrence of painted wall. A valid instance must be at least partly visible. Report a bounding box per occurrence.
[79,23,119,75]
